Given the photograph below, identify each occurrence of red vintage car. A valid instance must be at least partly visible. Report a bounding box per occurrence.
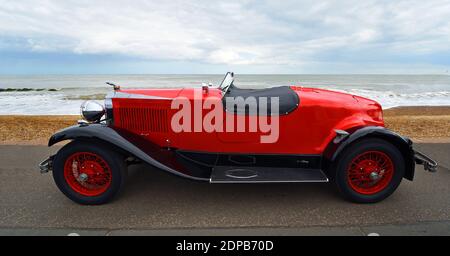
[40,72,437,205]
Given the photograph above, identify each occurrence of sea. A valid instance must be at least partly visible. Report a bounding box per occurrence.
[0,74,449,115]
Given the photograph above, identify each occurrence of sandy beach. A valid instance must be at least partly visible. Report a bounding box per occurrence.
[0,106,449,145]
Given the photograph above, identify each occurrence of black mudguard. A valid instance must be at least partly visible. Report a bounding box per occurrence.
[48,124,209,181]
[325,126,416,181]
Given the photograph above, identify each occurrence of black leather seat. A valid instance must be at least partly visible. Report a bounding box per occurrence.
[222,85,300,116]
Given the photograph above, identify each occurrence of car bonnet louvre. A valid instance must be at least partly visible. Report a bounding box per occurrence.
[116,107,169,133]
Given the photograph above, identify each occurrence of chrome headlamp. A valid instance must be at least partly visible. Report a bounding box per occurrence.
[80,101,105,122]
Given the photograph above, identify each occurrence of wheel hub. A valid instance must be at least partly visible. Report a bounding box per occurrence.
[79,173,89,182]
[369,171,380,181]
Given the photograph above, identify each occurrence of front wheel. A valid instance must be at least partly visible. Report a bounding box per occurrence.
[52,141,127,205]
[334,138,405,203]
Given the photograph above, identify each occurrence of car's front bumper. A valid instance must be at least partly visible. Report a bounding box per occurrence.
[39,155,54,174]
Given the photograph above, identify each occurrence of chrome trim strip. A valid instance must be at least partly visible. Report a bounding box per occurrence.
[225,174,258,179]
[105,91,115,100]
[104,98,113,109]
[106,91,171,100]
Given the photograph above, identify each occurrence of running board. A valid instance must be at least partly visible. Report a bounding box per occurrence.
[210,166,329,183]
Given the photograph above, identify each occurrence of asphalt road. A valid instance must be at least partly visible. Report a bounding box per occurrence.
[0,143,449,236]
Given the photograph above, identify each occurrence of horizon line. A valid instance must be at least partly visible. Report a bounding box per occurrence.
[0,73,448,76]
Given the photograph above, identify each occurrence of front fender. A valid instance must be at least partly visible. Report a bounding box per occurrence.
[49,124,209,181]
[325,126,416,181]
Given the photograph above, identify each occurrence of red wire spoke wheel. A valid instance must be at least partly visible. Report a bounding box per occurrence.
[347,151,394,195]
[53,141,127,205]
[63,152,112,197]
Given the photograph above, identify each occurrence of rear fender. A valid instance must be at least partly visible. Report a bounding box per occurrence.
[324,126,415,181]
[49,124,209,181]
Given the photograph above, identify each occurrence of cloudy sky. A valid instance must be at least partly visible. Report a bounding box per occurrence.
[0,0,450,74]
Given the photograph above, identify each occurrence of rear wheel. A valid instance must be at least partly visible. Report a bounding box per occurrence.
[53,141,127,205]
[334,138,405,203]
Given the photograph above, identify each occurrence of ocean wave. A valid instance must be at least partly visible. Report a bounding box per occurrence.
[0,88,61,92]
[339,89,450,109]
[0,94,86,115]
[64,94,106,101]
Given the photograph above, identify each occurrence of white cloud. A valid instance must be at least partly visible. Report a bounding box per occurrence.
[0,0,449,70]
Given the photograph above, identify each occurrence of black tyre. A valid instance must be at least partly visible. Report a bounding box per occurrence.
[52,141,127,205]
[334,138,405,203]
